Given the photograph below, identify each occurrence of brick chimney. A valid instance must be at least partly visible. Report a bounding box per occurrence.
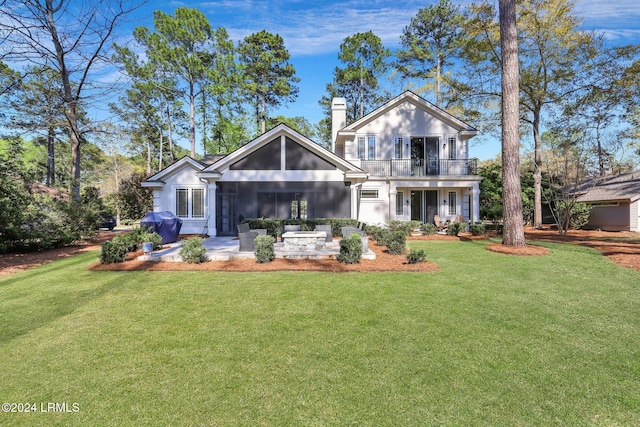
[331,97,347,151]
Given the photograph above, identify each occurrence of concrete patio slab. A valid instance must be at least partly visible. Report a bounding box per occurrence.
[138,236,376,262]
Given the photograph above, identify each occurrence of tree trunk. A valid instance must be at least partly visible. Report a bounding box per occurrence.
[46,0,81,199]
[189,81,196,158]
[165,97,174,163]
[146,139,152,175]
[499,0,526,247]
[47,126,55,186]
[261,95,266,134]
[533,110,542,228]
[436,55,442,107]
[68,105,82,200]
[159,130,163,171]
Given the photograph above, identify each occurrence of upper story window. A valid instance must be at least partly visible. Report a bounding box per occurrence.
[357,136,376,160]
[176,188,205,219]
[394,137,404,159]
[448,137,457,160]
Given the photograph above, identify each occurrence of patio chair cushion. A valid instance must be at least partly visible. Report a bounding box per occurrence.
[238,231,258,252]
[314,224,333,242]
[283,225,301,232]
[237,223,250,234]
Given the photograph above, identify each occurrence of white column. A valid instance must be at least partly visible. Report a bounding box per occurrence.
[389,189,397,221]
[350,184,359,219]
[208,183,217,236]
[471,185,480,224]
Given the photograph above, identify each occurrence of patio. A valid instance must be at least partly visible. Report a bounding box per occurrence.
[137,236,376,262]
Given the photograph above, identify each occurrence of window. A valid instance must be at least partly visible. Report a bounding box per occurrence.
[357,136,376,160]
[394,137,404,159]
[396,192,404,215]
[448,137,457,160]
[448,191,457,215]
[360,189,379,199]
[176,188,205,218]
[192,188,204,218]
[176,189,188,218]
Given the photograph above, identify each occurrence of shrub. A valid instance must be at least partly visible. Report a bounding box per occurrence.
[387,220,421,236]
[112,232,139,252]
[142,231,163,250]
[447,222,467,236]
[100,240,129,264]
[179,237,207,263]
[254,235,275,263]
[366,225,391,245]
[338,234,362,264]
[386,231,406,255]
[469,223,486,236]
[421,223,437,235]
[406,249,428,264]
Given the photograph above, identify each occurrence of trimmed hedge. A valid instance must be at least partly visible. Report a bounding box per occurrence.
[243,218,360,237]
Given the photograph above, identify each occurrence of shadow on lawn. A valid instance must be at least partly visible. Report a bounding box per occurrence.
[0,254,126,344]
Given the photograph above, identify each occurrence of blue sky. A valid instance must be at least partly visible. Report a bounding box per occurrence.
[120,0,640,159]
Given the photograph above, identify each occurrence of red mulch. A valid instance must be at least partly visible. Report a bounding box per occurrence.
[1,228,639,277]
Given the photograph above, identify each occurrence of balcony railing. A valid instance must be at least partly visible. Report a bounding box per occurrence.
[356,158,478,177]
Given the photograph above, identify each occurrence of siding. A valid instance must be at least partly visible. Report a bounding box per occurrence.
[586,202,631,231]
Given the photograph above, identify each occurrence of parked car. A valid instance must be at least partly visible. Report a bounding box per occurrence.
[99,216,116,231]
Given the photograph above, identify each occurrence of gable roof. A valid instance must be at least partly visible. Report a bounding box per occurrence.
[142,156,205,187]
[203,123,364,174]
[576,172,640,203]
[340,90,479,135]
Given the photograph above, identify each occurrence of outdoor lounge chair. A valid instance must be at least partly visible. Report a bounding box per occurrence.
[238,231,258,252]
[434,215,447,231]
[237,223,250,234]
[341,226,364,238]
[314,224,333,242]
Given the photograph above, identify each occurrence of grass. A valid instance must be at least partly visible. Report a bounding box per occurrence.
[0,239,639,426]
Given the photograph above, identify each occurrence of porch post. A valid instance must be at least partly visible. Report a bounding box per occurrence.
[208,183,217,236]
[350,183,359,219]
[470,185,480,224]
[389,188,397,221]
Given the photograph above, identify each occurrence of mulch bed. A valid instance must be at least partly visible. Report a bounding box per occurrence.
[2,228,639,276]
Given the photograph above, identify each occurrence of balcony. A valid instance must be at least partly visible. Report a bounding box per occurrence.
[355,158,478,177]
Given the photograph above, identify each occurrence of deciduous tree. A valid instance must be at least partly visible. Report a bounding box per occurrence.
[0,0,142,199]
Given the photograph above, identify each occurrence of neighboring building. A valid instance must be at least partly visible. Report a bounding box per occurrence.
[576,171,640,232]
[142,91,482,236]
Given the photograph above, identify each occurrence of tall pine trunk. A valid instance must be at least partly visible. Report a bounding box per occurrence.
[47,126,55,186]
[499,0,526,247]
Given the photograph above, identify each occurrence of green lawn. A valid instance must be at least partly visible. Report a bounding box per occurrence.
[1,239,639,426]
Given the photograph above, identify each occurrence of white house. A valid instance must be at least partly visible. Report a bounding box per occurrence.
[142,91,481,236]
